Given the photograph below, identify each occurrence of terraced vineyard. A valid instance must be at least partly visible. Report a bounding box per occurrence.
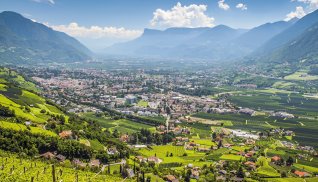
[0,151,126,182]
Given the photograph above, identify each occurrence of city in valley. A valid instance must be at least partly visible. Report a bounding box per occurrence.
[1,1,318,182]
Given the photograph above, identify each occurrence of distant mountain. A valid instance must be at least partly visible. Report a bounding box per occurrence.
[234,20,293,53]
[0,11,92,64]
[106,20,295,61]
[106,25,249,61]
[252,9,318,63]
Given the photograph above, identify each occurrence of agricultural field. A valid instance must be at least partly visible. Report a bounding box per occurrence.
[284,70,318,81]
[272,81,297,89]
[138,145,207,166]
[0,67,40,92]
[0,76,68,124]
[256,156,281,178]
[0,150,128,182]
[81,112,156,134]
[192,91,318,147]
[0,120,57,137]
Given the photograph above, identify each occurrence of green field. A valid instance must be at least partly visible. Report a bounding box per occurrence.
[0,150,128,182]
[81,112,156,134]
[256,157,280,177]
[0,120,57,137]
[207,90,318,147]
[219,154,244,161]
[284,70,318,81]
[138,145,207,165]
[0,89,68,124]
[137,100,148,107]
[294,163,318,173]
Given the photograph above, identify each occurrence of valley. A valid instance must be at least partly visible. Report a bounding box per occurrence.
[1,1,318,181]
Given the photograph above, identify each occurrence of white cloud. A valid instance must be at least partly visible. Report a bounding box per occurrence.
[48,22,142,40]
[236,3,247,10]
[150,2,215,28]
[218,0,230,11]
[31,0,55,5]
[284,6,306,21]
[295,0,318,11]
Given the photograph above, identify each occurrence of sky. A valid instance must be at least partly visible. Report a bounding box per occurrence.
[1,0,318,52]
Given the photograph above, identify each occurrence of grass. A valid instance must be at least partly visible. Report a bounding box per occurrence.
[256,156,281,177]
[265,178,318,182]
[0,120,57,137]
[219,154,244,161]
[89,139,105,151]
[294,163,318,173]
[284,70,318,81]
[137,100,148,107]
[81,112,156,134]
[272,81,297,89]
[138,145,208,166]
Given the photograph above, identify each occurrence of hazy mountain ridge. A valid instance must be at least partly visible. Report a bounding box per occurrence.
[251,9,318,64]
[0,11,92,64]
[105,20,295,61]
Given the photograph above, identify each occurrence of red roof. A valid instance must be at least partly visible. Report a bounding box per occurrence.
[294,170,310,177]
[271,156,281,161]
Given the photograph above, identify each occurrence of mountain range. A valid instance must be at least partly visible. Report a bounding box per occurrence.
[105,18,295,61]
[106,9,318,64]
[1,10,318,65]
[0,11,92,64]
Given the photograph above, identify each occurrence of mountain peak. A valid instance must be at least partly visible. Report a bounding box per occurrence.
[0,11,91,63]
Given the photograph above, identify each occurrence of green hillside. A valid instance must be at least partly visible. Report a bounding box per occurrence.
[0,11,91,64]
[0,67,130,169]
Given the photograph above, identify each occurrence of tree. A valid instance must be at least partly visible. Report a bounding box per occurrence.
[217,140,223,149]
[113,129,120,138]
[237,166,245,178]
[286,156,294,166]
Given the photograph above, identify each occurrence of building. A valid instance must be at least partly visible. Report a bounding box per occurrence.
[125,95,137,104]
[59,130,73,139]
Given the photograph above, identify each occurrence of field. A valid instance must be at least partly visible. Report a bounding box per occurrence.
[0,68,40,92]
[81,112,156,134]
[0,120,57,137]
[217,90,318,147]
[294,163,318,173]
[219,154,244,161]
[137,100,148,107]
[256,157,280,177]
[265,178,318,182]
[0,90,68,124]
[0,150,127,182]
[284,70,318,81]
[138,145,207,166]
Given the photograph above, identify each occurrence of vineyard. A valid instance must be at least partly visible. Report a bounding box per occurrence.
[0,151,127,182]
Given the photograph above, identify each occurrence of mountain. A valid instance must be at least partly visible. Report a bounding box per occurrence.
[254,9,318,61]
[0,11,92,63]
[106,25,248,61]
[234,20,293,53]
[259,21,318,64]
[105,21,294,61]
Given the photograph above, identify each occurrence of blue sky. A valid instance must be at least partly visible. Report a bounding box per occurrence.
[1,0,317,51]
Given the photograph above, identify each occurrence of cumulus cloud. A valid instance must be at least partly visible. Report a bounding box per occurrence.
[295,0,318,11]
[31,0,55,5]
[150,2,215,28]
[284,6,306,21]
[236,3,247,10]
[48,22,142,40]
[218,0,230,10]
